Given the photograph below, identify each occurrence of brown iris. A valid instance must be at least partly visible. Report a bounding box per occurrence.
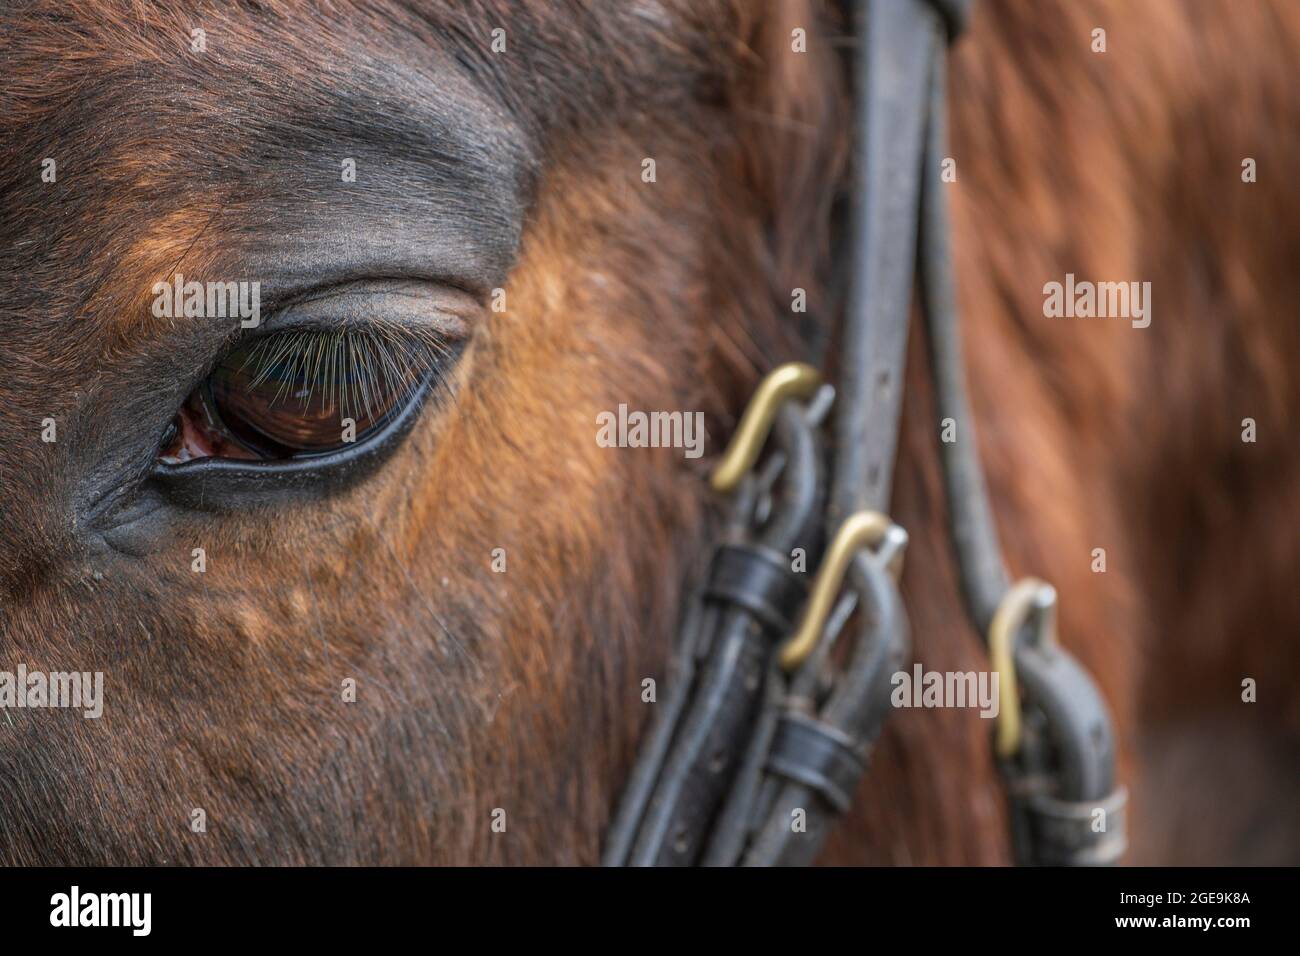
[161,328,436,463]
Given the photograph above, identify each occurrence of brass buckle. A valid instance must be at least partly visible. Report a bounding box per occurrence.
[779,511,908,671]
[710,363,908,674]
[988,578,1058,758]
[710,362,823,493]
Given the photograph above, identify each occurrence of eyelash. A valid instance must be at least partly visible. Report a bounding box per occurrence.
[235,323,457,420]
[160,321,463,464]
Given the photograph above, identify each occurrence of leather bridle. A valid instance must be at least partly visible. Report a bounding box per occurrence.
[603,0,1128,866]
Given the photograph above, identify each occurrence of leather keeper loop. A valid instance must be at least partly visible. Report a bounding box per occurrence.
[704,543,808,636]
[1022,786,1128,866]
[766,712,865,813]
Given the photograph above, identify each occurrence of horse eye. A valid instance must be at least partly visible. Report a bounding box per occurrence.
[159,328,441,463]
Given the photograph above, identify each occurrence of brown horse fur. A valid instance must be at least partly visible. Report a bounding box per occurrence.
[0,0,1296,864]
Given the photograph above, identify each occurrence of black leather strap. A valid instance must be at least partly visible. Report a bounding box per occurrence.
[736,554,907,866]
[602,406,825,866]
[830,0,944,524]
[911,0,1128,865]
[917,42,1011,634]
[621,612,775,864]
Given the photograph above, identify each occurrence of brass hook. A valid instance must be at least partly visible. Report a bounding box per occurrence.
[779,511,903,671]
[988,578,1058,759]
[710,362,824,493]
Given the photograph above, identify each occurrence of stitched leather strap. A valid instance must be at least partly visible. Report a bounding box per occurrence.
[830,0,944,524]
[602,406,825,866]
